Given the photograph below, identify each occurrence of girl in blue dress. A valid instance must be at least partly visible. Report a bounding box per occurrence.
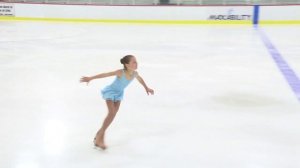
[80,55,154,150]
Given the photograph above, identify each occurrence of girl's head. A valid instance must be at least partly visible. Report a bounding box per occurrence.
[120,55,137,71]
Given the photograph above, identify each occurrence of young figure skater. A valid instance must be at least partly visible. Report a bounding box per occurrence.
[80,55,154,150]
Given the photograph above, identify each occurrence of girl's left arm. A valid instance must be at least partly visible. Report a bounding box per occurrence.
[136,72,154,95]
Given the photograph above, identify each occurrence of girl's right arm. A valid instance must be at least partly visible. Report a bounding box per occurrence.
[80,69,122,85]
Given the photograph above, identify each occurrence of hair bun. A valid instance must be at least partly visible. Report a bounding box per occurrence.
[120,55,133,66]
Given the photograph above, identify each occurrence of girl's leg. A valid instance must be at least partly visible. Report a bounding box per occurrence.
[98,101,121,135]
[113,101,121,113]
[95,100,121,149]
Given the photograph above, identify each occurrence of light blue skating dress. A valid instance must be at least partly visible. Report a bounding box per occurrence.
[101,70,136,102]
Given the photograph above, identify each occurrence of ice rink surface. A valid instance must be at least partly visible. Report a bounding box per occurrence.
[0,21,300,168]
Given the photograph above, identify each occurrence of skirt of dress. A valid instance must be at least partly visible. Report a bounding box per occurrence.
[101,86,124,102]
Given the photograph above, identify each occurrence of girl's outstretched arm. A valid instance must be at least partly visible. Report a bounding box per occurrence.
[80,69,122,85]
[136,72,154,95]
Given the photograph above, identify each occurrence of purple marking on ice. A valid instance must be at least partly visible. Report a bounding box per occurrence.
[257,27,300,102]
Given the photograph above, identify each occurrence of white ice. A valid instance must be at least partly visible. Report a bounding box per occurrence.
[0,21,300,168]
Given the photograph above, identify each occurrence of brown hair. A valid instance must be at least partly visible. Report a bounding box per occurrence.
[120,55,134,70]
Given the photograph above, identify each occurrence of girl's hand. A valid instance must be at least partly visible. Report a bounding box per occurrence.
[146,88,154,95]
[80,76,92,85]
